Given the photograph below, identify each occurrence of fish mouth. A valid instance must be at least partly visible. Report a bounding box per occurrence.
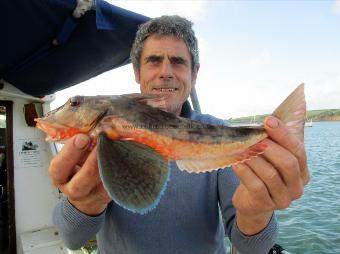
[35,118,94,141]
[35,119,74,141]
[34,108,108,141]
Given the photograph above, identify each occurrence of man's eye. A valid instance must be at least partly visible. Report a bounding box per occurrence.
[171,58,186,65]
[148,58,161,64]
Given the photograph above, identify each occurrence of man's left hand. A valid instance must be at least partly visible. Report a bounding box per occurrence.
[232,116,310,235]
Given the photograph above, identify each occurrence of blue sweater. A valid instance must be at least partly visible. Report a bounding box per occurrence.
[53,105,278,254]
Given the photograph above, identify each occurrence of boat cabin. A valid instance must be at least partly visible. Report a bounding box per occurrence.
[0,1,150,253]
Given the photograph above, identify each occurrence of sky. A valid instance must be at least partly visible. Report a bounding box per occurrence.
[52,0,340,119]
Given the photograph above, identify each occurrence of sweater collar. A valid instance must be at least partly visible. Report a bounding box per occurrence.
[180,100,192,118]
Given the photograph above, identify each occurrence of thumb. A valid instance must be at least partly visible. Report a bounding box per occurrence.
[49,134,90,186]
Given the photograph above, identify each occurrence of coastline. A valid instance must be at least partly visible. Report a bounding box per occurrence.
[227,109,340,125]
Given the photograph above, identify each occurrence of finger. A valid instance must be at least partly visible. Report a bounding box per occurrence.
[245,156,292,209]
[265,116,310,184]
[49,134,91,186]
[64,147,102,200]
[261,139,304,200]
[232,164,275,211]
[78,151,92,167]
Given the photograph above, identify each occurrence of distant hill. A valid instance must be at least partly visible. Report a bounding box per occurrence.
[227,109,340,124]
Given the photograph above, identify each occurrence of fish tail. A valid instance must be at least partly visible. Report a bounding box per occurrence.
[271,83,306,142]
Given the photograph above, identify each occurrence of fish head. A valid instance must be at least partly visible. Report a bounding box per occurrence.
[35,96,111,141]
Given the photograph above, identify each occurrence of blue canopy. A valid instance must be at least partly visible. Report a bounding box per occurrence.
[0,0,149,96]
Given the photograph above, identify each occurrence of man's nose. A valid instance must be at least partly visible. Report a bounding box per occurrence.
[159,60,174,80]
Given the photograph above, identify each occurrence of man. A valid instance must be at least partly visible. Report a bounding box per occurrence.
[51,15,309,254]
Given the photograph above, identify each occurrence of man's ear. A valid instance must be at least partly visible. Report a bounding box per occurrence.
[133,67,140,84]
[191,64,200,87]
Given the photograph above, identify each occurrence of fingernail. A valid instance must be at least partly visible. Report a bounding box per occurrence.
[74,135,90,149]
[266,116,279,129]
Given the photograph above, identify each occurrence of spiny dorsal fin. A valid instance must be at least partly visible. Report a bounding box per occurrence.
[122,93,167,111]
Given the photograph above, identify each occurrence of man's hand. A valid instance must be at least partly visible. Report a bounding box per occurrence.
[49,134,111,216]
[232,116,310,235]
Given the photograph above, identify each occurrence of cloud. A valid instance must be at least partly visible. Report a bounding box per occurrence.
[335,0,340,14]
[107,0,209,22]
[249,49,272,68]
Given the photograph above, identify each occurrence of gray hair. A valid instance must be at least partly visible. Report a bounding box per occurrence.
[130,15,199,73]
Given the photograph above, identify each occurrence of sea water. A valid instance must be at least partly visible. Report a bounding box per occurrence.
[276,121,340,254]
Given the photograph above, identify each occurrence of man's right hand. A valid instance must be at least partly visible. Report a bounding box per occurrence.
[49,134,111,216]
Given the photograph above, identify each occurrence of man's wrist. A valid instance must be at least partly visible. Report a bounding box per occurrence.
[236,210,273,236]
[69,199,107,216]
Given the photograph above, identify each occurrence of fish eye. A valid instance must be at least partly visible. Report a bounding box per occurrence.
[69,96,82,107]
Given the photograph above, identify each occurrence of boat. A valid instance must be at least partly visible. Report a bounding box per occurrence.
[305,118,313,127]
[1,1,149,253]
[229,115,262,127]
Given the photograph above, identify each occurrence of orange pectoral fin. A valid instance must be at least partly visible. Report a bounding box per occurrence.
[176,143,268,173]
[105,129,120,140]
[96,115,122,140]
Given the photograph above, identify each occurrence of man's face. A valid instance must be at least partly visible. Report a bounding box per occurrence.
[134,35,199,115]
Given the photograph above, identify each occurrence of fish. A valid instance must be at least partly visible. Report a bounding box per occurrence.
[35,83,306,214]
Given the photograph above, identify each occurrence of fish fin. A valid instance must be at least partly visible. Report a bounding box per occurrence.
[97,133,170,214]
[272,83,306,142]
[122,93,167,110]
[176,143,267,173]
